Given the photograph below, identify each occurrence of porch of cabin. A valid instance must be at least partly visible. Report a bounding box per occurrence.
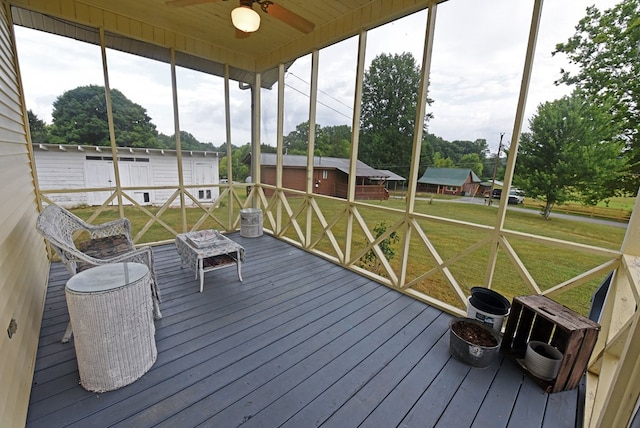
[27,233,580,427]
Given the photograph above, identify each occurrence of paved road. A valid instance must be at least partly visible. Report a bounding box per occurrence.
[402,196,629,229]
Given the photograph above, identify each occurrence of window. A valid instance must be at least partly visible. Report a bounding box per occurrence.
[198,189,212,200]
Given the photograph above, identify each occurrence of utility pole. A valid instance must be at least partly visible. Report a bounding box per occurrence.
[488,133,504,206]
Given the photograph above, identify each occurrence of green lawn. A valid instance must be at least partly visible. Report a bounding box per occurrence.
[597,195,637,210]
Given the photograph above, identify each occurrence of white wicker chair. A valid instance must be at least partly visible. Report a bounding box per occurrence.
[36,204,162,342]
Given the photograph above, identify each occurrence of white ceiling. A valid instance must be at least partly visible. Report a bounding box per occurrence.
[10,0,437,87]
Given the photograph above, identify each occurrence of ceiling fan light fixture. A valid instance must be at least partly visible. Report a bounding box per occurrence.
[231,4,260,33]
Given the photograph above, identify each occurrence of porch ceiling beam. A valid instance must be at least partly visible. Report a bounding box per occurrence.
[11,0,445,77]
[255,0,440,72]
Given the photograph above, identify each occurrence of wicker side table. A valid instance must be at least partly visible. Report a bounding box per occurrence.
[175,231,245,292]
[66,262,157,392]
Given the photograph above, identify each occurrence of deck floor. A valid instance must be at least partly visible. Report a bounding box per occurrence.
[27,233,580,427]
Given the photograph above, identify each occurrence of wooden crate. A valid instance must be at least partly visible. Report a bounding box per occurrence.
[501,295,600,393]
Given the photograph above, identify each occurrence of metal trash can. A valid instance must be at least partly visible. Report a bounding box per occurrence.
[240,208,263,237]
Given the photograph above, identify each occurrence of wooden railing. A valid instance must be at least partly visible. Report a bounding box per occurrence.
[39,182,623,310]
[524,200,632,222]
[584,254,640,427]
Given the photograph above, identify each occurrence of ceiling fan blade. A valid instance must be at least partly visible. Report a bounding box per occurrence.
[165,0,222,7]
[261,2,315,34]
[235,28,251,39]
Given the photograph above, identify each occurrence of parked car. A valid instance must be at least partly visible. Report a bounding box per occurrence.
[508,189,525,204]
[492,189,502,199]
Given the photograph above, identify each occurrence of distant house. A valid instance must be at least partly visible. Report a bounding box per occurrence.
[417,167,482,196]
[478,180,503,197]
[248,153,390,200]
[377,169,406,191]
[33,143,221,207]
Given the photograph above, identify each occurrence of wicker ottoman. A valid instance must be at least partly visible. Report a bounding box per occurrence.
[65,262,157,392]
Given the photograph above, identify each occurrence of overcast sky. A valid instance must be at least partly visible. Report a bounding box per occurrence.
[15,0,619,154]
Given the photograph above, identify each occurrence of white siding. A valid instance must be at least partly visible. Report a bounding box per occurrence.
[0,6,49,427]
[33,147,220,207]
[150,155,181,206]
[34,149,87,206]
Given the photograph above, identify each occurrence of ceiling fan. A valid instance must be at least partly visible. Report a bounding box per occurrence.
[165,0,315,35]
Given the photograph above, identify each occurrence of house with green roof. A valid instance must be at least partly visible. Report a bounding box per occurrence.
[417,167,482,196]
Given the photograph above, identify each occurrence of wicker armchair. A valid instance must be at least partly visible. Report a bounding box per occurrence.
[36,204,162,342]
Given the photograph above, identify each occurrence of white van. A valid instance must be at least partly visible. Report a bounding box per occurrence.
[508,189,525,204]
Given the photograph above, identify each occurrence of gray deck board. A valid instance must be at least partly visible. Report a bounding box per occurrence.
[508,376,548,428]
[472,357,524,428]
[27,233,580,427]
[280,305,442,428]
[543,389,581,428]
[434,356,503,428]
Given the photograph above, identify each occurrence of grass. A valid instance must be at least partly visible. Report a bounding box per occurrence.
[392,190,636,221]
[70,196,627,316]
[598,196,636,210]
[71,203,239,244]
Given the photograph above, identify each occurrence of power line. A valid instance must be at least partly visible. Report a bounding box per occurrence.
[286,71,354,112]
[284,82,352,121]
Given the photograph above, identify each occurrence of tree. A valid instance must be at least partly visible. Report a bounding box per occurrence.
[316,124,351,158]
[432,152,454,168]
[28,110,49,144]
[49,85,159,148]
[553,0,640,192]
[283,122,352,158]
[219,143,251,182]
[515,93,626,219]
[357,221,399,276]
[175,131,201,150]
[359,52,433,179]
[283,121,318,155]
[156,130,218,151]
[458,153,483,176]
[425,135,489,176]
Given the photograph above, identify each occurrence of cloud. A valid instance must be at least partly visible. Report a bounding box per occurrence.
[16,0,620,152]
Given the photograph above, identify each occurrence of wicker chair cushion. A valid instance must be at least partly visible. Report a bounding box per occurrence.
[77,235,134,272]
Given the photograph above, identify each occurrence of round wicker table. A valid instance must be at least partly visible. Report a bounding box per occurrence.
[65,262,157,392]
